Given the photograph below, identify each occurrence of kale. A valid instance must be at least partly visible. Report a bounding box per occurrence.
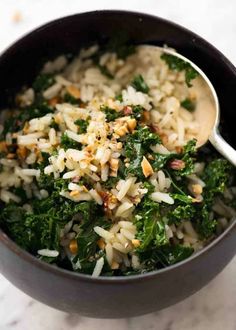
[74,119,89,134]
[161,53,199,87]
[148,244,194,267]
[101,106,121,122]
[181,98,195,112]
[152,153,173,171]
[115,94,123,102]
[169,204,195,225]
[32,73,55,93]
[201,159,231,198]
[0,203,60,253]
[90,34,135,81]
[196,204,217,238]
[49,119,59,130]
[61,132,82,150]
[97,65,114,79]
[106,32,136,59]
[102,177,119,189]
[131,105,144,120]
[135,197,168,250]
[63,93,81,105]
[124,126,161,178]
[126,126,161,152]
[194,158,232,239]
[131,75,150,94]
[0,101,53,137]
[71,205,110,273]
[152,139,196,175]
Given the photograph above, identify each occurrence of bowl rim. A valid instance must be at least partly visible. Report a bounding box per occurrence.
[0,9,236,283]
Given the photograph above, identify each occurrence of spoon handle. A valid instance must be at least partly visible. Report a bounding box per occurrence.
[210,128,236,166]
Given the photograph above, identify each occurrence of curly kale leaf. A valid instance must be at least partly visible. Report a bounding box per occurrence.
[1,101,53,137]
[135,197,168,250]
[131,75,150,93]
[152,139,196,176]
[101,106,121,122]
[0,204,59,253]
[181,98,195,112]
[32,73,55,93]
[202,159,231,197]
[74,119,89,134]
[169,204,196,225]
[124,126,161,178]
[61,132,82,150]
[161,53,199,87]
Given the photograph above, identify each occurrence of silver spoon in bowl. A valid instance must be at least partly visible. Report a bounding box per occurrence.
[145,45,236,166]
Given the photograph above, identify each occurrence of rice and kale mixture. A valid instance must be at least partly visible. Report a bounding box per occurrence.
[0,44,235,277]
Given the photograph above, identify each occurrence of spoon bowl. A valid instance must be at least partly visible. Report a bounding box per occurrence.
[149,46,236,165]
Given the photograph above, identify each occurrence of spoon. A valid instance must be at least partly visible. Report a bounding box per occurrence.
[146,45,236,166]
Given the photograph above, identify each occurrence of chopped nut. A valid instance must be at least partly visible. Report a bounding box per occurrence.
[54,113,62,124]
[169,159,185,170]
[141,156,154,178]
[111,261,120,269]
[114,123,128,137]
[192,197,202,203]
[6,153,15,159]
[69,190,80,197]
[127,118,137,132]
[23,122,29,134]
[131,239,141,248]
[16,146,27,159]
[147,153,154,160]
[142,110,150,122]
[66,85,80,99]
[110,158,119,177]
[0,141,8,153]
[48,96,59,107]
[116,142,123,150]
[69,239,78,254]
[97,239,105,250]
[123,106,133,115]
[192,184,203,195]
[175,146,183,154]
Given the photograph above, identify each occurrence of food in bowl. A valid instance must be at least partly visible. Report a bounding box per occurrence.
[0,44,235,277]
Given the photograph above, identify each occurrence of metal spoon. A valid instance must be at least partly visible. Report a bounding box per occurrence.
[146,45,236,166]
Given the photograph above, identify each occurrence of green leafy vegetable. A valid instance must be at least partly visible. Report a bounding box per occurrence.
[64,93,81,105]
[32,74,55,93]
[61,132,81,150]
[97,65,114,79]
[101,106,121,122]
[181,98,195,112]
[135,197,168,250]
[106,32,136,59]
[0,101,53,137]
[131,75,150,93]
[161,53,199,87]
[124,126,161,178]
[74,119,89,134]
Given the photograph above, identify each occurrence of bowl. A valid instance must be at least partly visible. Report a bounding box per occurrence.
[0,10,236,318]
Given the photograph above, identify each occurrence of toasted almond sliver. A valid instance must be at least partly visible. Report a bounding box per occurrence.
[132,239,141,248]
[141,156,154,178]
[66,85,80,99]
[69,239,78,254]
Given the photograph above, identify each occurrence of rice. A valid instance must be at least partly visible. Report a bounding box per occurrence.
[92,257,104,277]
[0,43,235,277]
[37,249,59,257]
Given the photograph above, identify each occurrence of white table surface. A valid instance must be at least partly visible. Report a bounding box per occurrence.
[0,1,235,329]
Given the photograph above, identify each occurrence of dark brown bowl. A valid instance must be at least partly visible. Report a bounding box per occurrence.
[0,10,236,318]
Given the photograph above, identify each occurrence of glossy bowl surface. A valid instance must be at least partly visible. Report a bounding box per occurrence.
[0,10,235,318]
